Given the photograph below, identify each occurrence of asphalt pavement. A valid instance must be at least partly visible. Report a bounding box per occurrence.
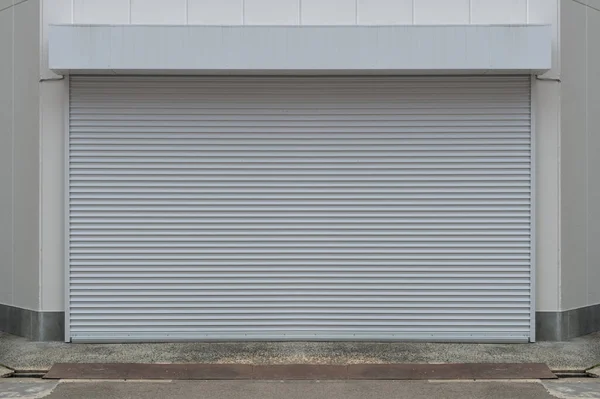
[2,379,600,399]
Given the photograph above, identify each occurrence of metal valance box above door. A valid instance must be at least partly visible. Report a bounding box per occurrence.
[67,76,532,342]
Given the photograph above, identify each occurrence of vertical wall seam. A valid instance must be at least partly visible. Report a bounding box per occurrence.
[298,0,301,24]
[355,0,358,24]
[412,0,415,24]
[38,0,44,312]
[585,5,589,306]
[128,0,132,24]
[557,0,562,311]
[242,0,245,24]
[11,1,15,306]
[469,0,472,24]
[526,0,530,23]
[185,0,188,24]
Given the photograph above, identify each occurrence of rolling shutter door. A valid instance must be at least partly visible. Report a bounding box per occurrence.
[68,76,532,342]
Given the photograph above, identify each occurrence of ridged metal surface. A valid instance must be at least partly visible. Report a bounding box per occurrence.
[68,76,532,342]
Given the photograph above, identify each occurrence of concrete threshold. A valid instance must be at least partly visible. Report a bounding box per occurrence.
[1,332,599,373]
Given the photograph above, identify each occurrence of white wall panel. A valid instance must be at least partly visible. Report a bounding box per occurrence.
[39,0,564,29]
[301,0,356,24]
[245,0,299,25]
[12,0,40,311]
[40,81,67,312]
[471,0,527,24]
[40,0,72,313]
[74,0,130,24]
[533,80,560,312]
[188,0,242,25]
[558,0,600,311]
[0,7,14,306]
[357,0,413,24]
[414,0,470,24]
[586,8,600,306]
[131,0,186,24]
[529,0,560,312]
[560,0,588,311]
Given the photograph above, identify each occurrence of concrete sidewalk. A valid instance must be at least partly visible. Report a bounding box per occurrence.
[1,332,599,372]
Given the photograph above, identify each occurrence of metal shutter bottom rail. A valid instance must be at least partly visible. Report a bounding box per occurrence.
[68,76,532,342]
